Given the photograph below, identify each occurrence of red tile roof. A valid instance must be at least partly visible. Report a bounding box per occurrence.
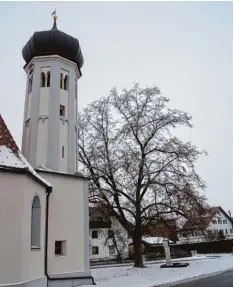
[0,114,19,153]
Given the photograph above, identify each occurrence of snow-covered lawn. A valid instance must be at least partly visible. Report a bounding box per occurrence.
[86,254,233,287]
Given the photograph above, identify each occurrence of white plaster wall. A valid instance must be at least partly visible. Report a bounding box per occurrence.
[36,119,48,167]
[37,172,86,275]
[20,176,47,282]
[0,173,23,284]
[0,172,46,285]
[24,123,30,159]
[59,121,68,173]
[39,88,49,115]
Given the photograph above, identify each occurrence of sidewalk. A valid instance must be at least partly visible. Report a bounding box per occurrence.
[85,254,233,287]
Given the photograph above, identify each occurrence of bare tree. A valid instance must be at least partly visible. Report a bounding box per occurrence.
[205,230,217,242]
[78,83,207,267]
[102,226,129,262]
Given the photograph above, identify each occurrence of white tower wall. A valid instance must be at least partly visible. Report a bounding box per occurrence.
[22,55,80,174]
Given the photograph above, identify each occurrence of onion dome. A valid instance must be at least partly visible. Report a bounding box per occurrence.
[22,16,84,70]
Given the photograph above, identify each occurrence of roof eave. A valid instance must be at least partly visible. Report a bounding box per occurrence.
[0,165,51,191]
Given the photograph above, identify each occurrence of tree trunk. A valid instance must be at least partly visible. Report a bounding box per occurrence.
[112,234,122,263]
[133,224,144,267]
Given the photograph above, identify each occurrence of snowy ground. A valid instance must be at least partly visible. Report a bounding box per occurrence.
[85,254,233,287]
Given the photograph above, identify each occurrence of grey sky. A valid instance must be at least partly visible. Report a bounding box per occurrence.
[0,2,232,212]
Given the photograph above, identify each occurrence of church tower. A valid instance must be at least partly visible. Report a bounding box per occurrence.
[21,14,83,174]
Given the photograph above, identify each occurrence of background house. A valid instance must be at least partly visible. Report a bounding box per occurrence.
[142,218,178,242]
[178,206,233,243]
[89,206,129,260]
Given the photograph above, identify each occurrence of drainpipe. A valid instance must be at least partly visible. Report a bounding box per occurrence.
[44,186,95,286]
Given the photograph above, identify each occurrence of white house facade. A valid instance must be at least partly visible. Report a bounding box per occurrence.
[178,206,233,244]
[89,207,129,261]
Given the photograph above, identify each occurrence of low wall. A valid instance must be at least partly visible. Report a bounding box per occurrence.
[177,239,233,254]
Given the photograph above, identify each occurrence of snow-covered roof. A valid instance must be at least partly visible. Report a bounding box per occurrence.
[0,145,25,168]
[36,164,87,179]
[128,236,173,245]
[0,114,51,188]
[142,236,174,244]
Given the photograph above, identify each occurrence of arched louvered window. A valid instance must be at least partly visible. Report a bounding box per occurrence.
[41,72,45,87]
[64,75,68,91]
[60,73,63,89]
[31,196,41,249]
[47,72,51,87]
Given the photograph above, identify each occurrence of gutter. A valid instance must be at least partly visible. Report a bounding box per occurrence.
[44,186,95,286]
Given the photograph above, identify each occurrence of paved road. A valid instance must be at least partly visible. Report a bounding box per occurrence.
[173,271,233,287]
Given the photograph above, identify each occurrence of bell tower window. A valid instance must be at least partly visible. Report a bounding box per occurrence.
[46,72,50,87]
[28,78,32,94]
[60,70,68,90]
[41,72,45,87]
[60,73,63,89]
[64,75,68,91]
[60,105,65,117]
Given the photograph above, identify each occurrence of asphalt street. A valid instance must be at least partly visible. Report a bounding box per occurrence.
[173,271,233,287]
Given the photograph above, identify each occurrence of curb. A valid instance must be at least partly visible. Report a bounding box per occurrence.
[90,256,214,270]
[152,268,233,287]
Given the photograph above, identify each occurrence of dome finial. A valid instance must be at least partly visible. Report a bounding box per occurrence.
[51,9,58,30]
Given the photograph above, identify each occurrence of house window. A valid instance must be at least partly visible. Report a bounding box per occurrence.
[223,220,227,224]
[92,246,99,255]
[109,245,115,255]
[62,146,64,158]
[92,230,98,239]
[217,218,222,224]
[230,229,233,234]
[31,196,41,249]
[108,230,114,239]
[212,220,217,224]
[55,241,66,256]
[60,105,65,117]
[225,229,228,234]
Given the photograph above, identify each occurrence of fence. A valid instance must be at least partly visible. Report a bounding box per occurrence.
[90,239,233,267]
[177,239,233,254]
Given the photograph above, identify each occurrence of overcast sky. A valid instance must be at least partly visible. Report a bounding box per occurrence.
[0,1,232,212]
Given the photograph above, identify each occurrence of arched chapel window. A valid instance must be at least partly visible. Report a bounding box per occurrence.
[31,195,41,249]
